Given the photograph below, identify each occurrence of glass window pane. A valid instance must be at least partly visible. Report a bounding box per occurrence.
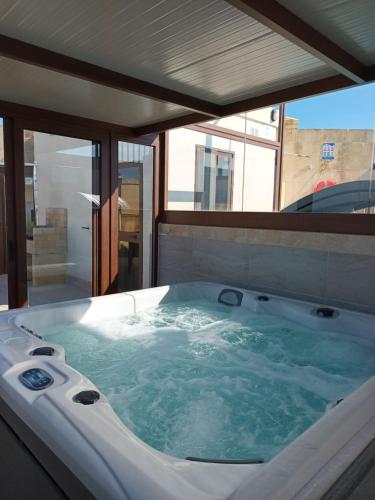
[207,106,280,140]
[281,85,375,214]
[24,131,100,306]
[194,146,233,211]
[118,142,153,292]
[242,145,276,212]
[167,84,375,215]
[168,128,275,212]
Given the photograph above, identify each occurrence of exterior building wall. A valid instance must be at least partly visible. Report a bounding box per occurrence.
[158,224,375,315]
[281,118,374,209]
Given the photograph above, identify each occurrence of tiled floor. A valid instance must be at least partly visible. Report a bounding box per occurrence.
[0,274,89,309]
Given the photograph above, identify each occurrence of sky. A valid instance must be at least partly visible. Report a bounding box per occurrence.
[285,82,375,130]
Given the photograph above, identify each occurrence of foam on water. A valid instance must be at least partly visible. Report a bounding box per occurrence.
[40,300,375,461]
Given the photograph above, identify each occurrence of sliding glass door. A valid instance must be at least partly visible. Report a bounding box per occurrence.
[23,130,100,306]
[1,117,156,310]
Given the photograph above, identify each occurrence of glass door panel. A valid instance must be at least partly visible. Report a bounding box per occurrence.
[0,118,8,311]
[23,130,100,306]
[118,164,141,292]
[117,142,153,292]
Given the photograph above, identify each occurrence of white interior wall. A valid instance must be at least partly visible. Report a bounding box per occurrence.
[34,133,93,288]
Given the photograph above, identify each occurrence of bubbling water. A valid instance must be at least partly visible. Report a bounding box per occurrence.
[40,300,375,462]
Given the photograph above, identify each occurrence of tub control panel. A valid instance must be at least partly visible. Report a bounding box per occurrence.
[19,368,54,391]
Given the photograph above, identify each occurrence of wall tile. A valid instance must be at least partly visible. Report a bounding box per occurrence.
[247,245,328,298]
[158,268,203,286]
[158,235,193,273]
[192,238,250,288]
[325,253,375,309]
[159,224,375,256]
[158,224,375,314]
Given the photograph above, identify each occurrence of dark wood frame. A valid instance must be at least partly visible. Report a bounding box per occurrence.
[133,75,359,135]
[0,35,220,118]
[3,118,28,308]
[158,106,375,249]
[1,101,155,309]
[168,108,282,214]
[11,118,110,306]
[225,0,368,83]
[161,211,375,236]
[1,30,374,137]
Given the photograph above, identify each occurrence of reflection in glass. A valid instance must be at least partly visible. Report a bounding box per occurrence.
[281,117,375,213]
[195,146,234,211]
[23,131,100,306]
[168,129,276,212]
[117,142,153,292]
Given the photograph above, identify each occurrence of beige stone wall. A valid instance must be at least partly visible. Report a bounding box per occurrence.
[281,118,374,209]
[158,224,375,315]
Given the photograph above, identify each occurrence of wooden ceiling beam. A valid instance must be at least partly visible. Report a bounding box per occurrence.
[225,0,369,84]
[0,34,221,118]
[220,75,354,116]
[134,113,211,136]
[133,74,355,135]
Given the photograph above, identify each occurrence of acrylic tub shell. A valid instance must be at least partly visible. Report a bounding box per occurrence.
[0,282,374,500]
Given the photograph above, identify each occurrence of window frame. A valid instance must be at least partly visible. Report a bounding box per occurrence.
[161,103,375,236]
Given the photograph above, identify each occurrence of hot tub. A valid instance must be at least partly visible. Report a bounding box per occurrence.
[0,282,374,500]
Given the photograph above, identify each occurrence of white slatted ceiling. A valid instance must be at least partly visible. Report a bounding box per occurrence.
[279,0,375,65]
[0,0,331,105]
[0,58,187,127]
[0,0,371,126]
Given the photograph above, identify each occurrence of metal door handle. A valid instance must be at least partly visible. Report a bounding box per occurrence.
[81,226,90,230]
